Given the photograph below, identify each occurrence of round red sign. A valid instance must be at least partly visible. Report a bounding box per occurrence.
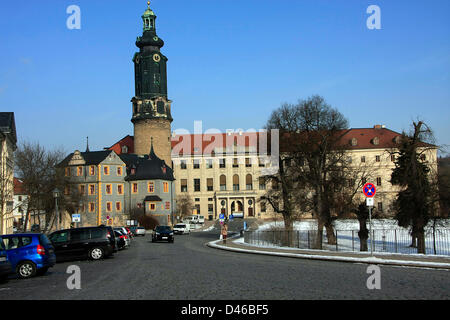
[363,183,376,198]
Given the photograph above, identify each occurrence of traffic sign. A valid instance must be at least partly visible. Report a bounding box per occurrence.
[72,214,81,223]
[363,183,376,198]
[219,213,225,220]
[229,214,234,220]
[366,197,374,207]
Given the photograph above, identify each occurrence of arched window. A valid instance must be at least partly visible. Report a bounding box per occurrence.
[246,174,253,190]
[233,174,240,191]
[220,175,226,191]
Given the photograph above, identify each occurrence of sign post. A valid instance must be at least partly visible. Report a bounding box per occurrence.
[72,214,81,228]
[363,183,376,255]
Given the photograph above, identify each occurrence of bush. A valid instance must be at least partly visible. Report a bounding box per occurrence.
[137,214,159,230]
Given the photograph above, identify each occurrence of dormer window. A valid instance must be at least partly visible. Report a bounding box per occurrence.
[372,137,380,145]
[393,136,401,144]
[121,145,128,154]
[350,138,358,146]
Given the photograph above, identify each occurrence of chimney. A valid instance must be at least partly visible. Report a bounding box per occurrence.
[374,125,382,129]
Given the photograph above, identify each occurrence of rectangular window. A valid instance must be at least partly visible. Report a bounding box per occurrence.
[79,185,85,195]
[77,166,83,176]
[181,179,188,192]
[149,203,156,211]
[193,159,200,169]
[148,182,155,193]
[89,184,95,195]
[106,184,112,195]
[132,183,138,194]
[208,204,213,213]
[117,184,123,195]
[259,158,265,167]
[376,177,382,186]
[377,202,383,212]
[89,202,95,212]
[391,155,395,162]
[103,166,110,175]
[163,182,169,193]
[219,158,226,168]
[361,156,366,163]
[233,158,239,168]
[90,166,95,176]
[180,160,187,169]
[116,201,122,212]
[165,201,170,210]
[194,179,200,192]
[195,204,200,214]
[376,155,381,162]
[65,167,71,177]
[207,178,213,191]
[117,166,122,176]
[261,202,266,212]
[245,158,251,168]
[106,202,112,212]
[206,159,213,169]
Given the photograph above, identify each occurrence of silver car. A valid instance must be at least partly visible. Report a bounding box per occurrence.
[135,227,146,236]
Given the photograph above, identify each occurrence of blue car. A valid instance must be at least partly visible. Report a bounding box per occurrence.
[0,240,12,281]
[0,233,56,279]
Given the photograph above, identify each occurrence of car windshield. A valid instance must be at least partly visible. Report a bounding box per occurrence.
[175,225,185,228]
[156,226,171,232]
[137,227,144,230]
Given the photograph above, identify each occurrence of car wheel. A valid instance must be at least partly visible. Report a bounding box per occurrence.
[17,261,37,279]
[89,247,104,260]
[36,267,49,276]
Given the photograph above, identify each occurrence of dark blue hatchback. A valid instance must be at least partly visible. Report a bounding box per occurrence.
[0,233,56,279]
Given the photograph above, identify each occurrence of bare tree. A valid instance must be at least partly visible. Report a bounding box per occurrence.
[176,194,193,222]
[265,95,351,249]
[0,154,14,234]
[14,141,77,233]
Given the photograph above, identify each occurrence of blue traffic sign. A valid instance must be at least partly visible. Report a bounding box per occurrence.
[229,214,234,220]
[219,213,225,219]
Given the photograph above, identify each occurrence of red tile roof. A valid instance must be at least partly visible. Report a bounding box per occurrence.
[13,177,25,195]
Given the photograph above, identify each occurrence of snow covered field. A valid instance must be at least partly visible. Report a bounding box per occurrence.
[247,219,450,256]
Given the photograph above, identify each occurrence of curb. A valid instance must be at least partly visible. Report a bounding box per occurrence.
[206,237,450,270]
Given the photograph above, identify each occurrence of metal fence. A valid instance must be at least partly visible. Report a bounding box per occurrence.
[244,229,450,256]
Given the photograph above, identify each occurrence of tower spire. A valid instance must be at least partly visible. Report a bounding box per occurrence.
[86,136,90,152]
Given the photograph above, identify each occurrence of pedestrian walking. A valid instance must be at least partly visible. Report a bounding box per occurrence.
[221,222,228,244]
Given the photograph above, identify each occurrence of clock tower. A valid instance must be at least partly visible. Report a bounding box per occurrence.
[132,1,173,167]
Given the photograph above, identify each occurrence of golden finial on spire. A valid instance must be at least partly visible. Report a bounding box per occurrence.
[147,1,150,7]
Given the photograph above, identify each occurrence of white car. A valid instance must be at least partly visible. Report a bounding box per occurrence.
[173,223,190,235]
[198,216,205,224]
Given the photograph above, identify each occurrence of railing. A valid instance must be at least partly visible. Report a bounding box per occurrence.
[244,229,450,256]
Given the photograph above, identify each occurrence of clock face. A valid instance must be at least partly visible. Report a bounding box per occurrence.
[135,56,140,64]
[153,54,161,62]
[153,36,159,41]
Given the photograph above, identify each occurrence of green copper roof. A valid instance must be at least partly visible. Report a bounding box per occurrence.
[142,1,155,17]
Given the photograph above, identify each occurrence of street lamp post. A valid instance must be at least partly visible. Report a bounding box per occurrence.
[53,188,60,231]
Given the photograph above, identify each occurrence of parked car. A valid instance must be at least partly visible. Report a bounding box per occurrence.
[198,216,205,224]
[0,240,12,281]
[0,233,56,279]
[184,216,199,224]
[48,226,116,262]
[114,228,131,247]
[115,227,132,243]
[124,227,134,239]
[114,230,127,250]
[135,227,146,236]
[173,223,190,235]
[152,226,174,243]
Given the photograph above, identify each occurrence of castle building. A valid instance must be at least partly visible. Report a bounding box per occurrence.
[58,3,175,228]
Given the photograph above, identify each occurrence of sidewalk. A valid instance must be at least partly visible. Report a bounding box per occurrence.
[207,234,450,270]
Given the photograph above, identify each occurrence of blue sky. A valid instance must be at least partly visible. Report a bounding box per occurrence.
[1,0,449,154]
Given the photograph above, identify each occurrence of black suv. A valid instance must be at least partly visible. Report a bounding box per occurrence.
[152,226,174,243]
[48,226,116,262]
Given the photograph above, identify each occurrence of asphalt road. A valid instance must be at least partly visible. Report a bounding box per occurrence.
[0,230,448,300]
